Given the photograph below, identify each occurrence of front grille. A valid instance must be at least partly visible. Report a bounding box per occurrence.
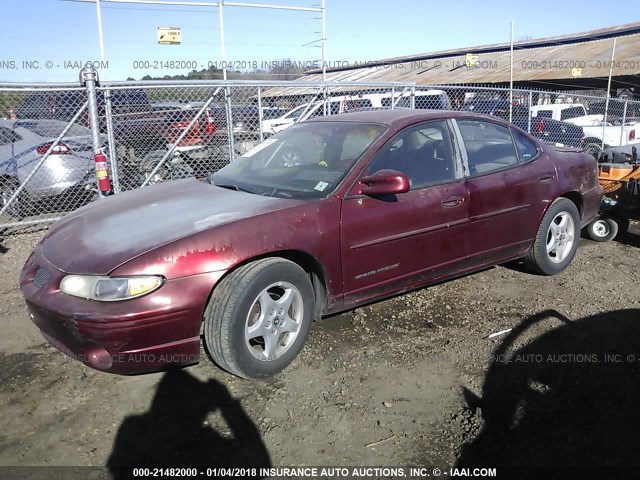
[32,267,51,287]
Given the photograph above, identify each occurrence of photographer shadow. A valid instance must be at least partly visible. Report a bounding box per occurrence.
[107,368,271,478]
[457,308,640,470]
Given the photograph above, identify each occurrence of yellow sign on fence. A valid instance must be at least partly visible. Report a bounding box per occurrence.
[157,27,181,45]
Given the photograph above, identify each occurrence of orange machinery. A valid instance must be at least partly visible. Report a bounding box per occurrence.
[584,146,638,242]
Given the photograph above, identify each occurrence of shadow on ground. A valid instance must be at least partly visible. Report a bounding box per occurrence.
[457,308,640,472]
[107,368,271,478]
[615,228,640,248]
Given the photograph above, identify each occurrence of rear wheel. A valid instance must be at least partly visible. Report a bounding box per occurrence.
[586,217,618,242]
[524,198,580,275]
[0,177,27,218]
[204,258,314,379]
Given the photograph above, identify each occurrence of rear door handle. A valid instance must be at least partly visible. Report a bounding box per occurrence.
[441,194,464,208]
[538,173,555,184]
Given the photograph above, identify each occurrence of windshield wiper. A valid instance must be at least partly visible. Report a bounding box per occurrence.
[270,189,293,198]
[215,183,255,194]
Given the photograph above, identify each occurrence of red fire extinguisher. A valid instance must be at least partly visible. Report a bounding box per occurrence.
[94,150,112,195]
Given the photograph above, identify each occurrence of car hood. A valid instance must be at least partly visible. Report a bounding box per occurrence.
[41,178,301,275]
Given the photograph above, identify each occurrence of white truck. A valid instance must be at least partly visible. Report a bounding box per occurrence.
[530,103,638,156]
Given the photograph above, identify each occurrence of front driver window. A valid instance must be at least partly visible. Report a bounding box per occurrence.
[367,120,456,189]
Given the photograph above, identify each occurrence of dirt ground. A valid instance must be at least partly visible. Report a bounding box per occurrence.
[1,222,640,478]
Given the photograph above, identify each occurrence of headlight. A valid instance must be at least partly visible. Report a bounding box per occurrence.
[60,275,163,301]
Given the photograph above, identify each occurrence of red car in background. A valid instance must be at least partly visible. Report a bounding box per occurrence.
[20,110,602,379]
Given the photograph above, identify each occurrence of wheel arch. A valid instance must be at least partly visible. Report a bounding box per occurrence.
[558,191,583,221]
[202,249,329,325]
[525,192,583,252]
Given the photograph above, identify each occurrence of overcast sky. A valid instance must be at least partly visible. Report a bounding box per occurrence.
[0,0,637,82]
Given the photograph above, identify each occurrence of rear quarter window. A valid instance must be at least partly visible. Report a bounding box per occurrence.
[457,119,519,175]
[513,131,538,162]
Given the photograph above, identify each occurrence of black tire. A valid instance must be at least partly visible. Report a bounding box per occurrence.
[524,198,581,275]
[585,217,619,242]
[139,150,195,185]
[121,135,166,160]
[616,215,630,234]
[204,258,314,379]
[271,144,303,168]
[583,140,608,159]
[0,177,27,218]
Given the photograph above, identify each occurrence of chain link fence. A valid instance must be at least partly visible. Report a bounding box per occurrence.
[2,70,640,230]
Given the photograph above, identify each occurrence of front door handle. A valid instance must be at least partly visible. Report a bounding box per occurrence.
[538,173,555,184]
[441,194,464,208]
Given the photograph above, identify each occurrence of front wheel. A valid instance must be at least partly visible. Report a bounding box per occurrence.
[585,217,618,242]
[524,198,580,275]
[204,258,315,379]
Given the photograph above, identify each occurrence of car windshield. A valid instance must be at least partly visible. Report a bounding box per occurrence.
[15,120,91,138]
[212,121,387,199]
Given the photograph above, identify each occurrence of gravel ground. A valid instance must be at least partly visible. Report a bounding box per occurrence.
[1,221,639,478]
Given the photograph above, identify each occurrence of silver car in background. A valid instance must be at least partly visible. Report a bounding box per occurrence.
[0,119,100,217]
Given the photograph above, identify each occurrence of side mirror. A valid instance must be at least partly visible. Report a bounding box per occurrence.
[359,169,410,197]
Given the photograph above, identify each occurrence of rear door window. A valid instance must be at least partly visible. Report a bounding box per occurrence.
[457,120,519,176]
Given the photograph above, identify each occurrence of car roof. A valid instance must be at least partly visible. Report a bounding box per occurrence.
[304,108,504,128]
[0,118,90,137]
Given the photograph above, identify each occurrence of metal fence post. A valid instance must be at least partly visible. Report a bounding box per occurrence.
[390,86,395,110]
[323,86,328,116]
[620,100,628,146]
[257,86,264,143]
[224,86,235,162]
[80,64,106,198]
[527,91,533,133]
[103,88,120,193]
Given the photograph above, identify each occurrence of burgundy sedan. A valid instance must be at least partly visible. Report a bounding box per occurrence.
[20,110,602,379]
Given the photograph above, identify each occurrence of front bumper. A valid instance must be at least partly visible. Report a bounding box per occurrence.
[20,248,225,374]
